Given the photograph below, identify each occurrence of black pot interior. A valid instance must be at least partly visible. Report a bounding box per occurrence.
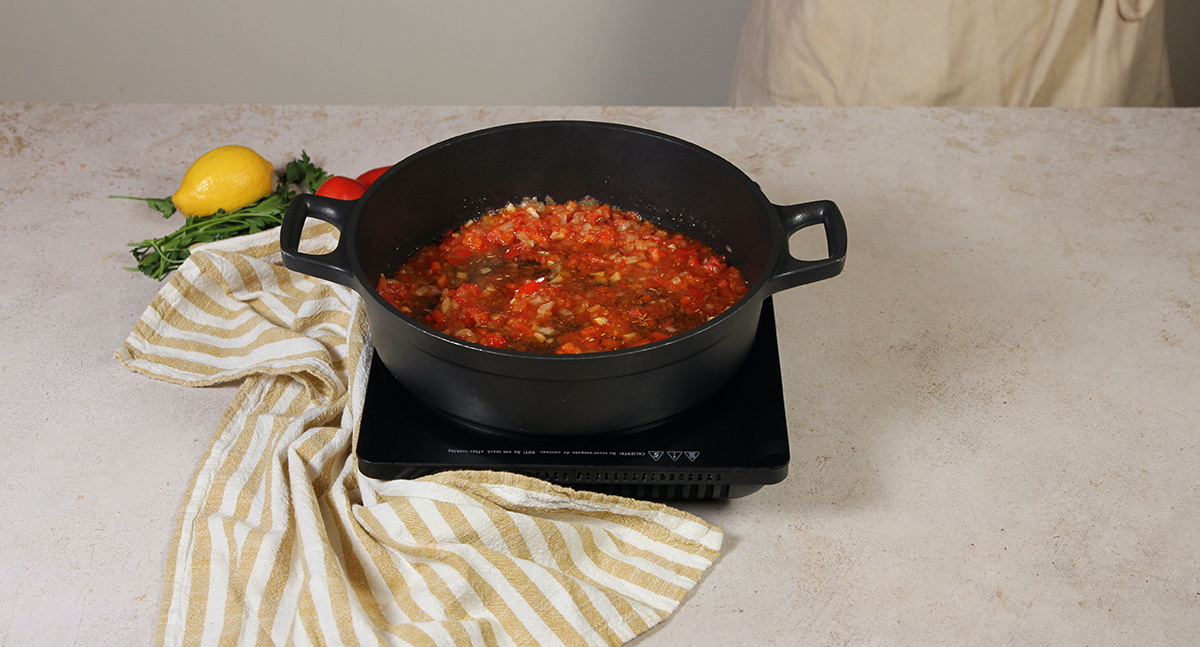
[353,121,777,298]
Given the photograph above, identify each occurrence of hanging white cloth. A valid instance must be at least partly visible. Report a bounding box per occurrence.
[728,0,1173,107]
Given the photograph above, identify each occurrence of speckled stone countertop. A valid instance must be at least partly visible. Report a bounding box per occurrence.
[1,104,1197,646]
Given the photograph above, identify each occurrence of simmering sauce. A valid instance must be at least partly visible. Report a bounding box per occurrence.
[377,198,748,354]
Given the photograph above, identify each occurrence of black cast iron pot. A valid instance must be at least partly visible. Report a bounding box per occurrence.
[280,120,846,436]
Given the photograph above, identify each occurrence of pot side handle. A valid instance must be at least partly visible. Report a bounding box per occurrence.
[279,193,357,288]
[767,199,847,292]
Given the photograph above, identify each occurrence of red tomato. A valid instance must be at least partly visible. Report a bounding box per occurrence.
[315,176,367,200]
[355,166,392,187]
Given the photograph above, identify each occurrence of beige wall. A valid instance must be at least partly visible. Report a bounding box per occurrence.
[0,0,748,106]
[0,0,1193,106]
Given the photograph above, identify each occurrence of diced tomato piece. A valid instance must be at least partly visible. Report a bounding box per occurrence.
[515,278,545,295]
[453,283,482,299]
[376,277,409,303]
[464,307,490,327]
[481,333,508,348]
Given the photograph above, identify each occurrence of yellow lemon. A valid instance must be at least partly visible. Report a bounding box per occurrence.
[171,145,275,217]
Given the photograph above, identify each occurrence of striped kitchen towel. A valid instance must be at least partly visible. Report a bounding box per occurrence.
[116,224,723,647]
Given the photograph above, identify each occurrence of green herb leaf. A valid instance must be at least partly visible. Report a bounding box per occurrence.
[284,151,331,194]
[109,195,176,219]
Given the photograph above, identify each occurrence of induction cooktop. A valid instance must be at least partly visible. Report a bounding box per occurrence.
[356,298,790,500]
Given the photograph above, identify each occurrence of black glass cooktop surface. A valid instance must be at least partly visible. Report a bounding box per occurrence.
[356,298,789,500]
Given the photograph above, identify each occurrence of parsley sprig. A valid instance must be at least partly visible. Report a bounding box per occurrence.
[115,152,330,280]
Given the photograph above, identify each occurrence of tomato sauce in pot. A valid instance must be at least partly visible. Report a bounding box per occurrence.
[376,198,748,354]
